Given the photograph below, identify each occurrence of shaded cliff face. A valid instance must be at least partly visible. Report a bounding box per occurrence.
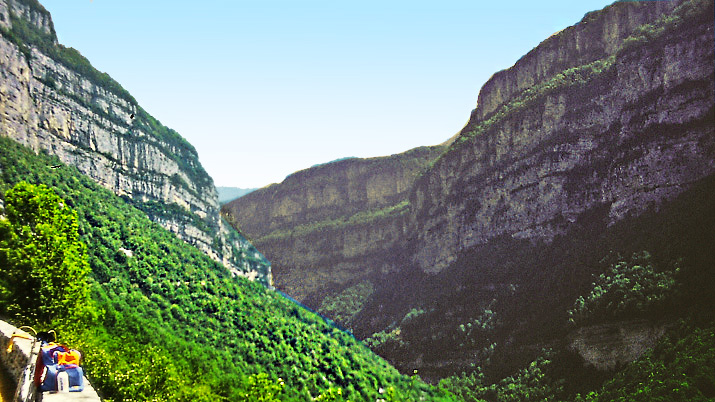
[222,146,442,303]
[472,1,680,122]
[410,0,714,274]
[225,0,714,380]
[401,0,714,378]
[0,0,270,282]
[253,209,409,303]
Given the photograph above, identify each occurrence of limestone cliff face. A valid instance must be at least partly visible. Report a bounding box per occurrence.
[410,0,715,274]
[252,211,409,302]
[473,1,680,122]
[0,0,270,282]
[0,0,54,38]
[225,147,441,237]
[222,146,442,301]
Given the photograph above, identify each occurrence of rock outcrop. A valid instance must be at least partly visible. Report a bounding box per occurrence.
[0,0,270,283]
[568,320,668,371]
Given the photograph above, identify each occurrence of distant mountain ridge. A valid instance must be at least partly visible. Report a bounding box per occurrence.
[217,186,256,204]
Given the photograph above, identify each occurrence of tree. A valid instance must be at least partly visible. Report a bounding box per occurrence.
[0,181,91,325]
[242,373,284,401]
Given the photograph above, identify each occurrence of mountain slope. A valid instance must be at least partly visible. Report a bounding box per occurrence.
[410,0,713,274]
[0,136,456,401]
[223,0,715,388]
[0,0,270,282]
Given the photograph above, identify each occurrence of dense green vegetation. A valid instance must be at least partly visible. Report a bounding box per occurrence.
[0,182,92,326]
[440,355,564,402]
[0,137,455,401]
[364,308,427,351]
[319,281,375,329]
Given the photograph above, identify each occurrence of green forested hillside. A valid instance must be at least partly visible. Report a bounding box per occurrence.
[0,136,455,402]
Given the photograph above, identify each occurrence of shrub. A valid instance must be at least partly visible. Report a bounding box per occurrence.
[568,251,679,326]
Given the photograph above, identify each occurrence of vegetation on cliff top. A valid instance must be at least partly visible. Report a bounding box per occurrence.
[0,137,455,401]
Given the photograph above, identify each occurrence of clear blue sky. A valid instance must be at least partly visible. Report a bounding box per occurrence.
[40,0,614,188]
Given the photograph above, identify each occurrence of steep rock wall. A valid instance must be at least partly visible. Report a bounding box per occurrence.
[472,0,680,122]
[410,0,715,273]
[218,0,714,377]
[225,146,441,237]
[254,211,408,302]
[0,0,270,282]
[223,146,442,302]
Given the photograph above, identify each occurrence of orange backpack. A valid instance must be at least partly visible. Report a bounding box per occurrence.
[56,349,81,366]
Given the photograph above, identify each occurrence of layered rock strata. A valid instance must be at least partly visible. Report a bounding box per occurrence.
[0,0,270,282]
[223,146,442,301]
[410,0,714,273]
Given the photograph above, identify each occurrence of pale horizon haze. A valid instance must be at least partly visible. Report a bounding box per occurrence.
[40,0,615,189]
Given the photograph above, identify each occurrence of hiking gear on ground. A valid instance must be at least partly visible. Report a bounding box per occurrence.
[34,342,84,392]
